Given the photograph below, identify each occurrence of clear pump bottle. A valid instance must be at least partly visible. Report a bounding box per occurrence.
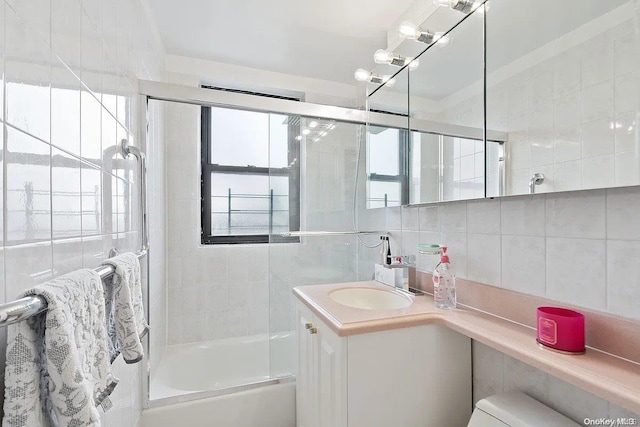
[433,246,456,310]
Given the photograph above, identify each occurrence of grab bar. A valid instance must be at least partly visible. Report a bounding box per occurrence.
[0,139,149,327]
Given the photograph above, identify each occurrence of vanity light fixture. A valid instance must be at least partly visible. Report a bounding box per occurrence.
[302,129,311,135]
[399,22,451,47]
[398,21,436,44]
[354,68,397,86]
[373,50,420,70]
[433,0,481,14]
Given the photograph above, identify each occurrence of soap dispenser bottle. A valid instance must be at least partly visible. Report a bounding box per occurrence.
[380,236,388,264]
[433,246,456,310]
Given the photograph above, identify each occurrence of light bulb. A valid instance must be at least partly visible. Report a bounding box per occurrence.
[382,76,396,87]
[435,34,450,46]
[309,121,318,128]
[374,49,393,64]
[302,129,310,135]
[295,135,302,141]
[354,68,371,82]
[407,58,420,71]
[435,0,479,14]
[399,21,420,40]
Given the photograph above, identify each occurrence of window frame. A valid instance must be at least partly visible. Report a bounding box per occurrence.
[200,100,301,245]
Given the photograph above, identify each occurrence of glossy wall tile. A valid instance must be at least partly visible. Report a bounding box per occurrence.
[0,0,166,424]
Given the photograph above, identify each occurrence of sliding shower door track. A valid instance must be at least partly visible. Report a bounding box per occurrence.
[146,375,295,409]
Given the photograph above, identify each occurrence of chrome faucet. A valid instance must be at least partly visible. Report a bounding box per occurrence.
[529,173,545,194]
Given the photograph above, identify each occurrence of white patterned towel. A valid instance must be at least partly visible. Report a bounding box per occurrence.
[101,253,148,364]
[3,269,118,427]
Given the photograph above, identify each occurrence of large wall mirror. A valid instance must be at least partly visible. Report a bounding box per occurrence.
[366,0,640,208]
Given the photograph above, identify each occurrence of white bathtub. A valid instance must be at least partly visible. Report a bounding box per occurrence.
[149,332,295,400]
[144,332,296,427]
[141,382,295,427]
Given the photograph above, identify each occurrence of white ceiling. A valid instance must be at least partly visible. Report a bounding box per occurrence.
[149,0,417,84]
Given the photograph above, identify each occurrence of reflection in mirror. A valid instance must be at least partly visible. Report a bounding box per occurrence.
[366,4,496,208]
[365,67,409,209]
[408,5,487,204]
[367,125,408,208]
[487,0,640,195]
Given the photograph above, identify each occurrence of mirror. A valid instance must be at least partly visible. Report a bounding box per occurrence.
[366,3,499,208]
[487,0,640,195]
[366,0,640,208]
[408,6,493,203]
[366,67,409,209]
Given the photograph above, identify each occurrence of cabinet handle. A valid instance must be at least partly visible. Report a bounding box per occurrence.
[305,323,313,329]
[309,327,318,334]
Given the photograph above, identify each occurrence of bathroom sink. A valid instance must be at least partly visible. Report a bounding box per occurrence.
[329,288,412,310]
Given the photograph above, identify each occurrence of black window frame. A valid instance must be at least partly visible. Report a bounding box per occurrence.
[200,88,301,245]
[367,127,410,207]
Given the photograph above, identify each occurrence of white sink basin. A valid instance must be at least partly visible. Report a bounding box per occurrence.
[329,287,412,310]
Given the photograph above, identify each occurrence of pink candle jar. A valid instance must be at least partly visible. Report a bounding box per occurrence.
[536,306,585,354]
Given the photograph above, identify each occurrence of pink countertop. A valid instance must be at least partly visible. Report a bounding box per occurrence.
[293,280,640,415]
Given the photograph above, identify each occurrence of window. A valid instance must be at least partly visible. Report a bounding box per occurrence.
[366,125,409,208]
[201,97,300,244]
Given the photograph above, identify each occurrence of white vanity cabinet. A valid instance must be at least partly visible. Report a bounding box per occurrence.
[296,301,472,427]
[297,301,347,427]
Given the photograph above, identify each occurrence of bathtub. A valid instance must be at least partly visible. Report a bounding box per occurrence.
[144,332,296,427]
[149,331,296,400]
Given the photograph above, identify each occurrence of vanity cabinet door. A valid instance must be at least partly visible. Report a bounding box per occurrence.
[315,320,347,427]
[296,301,347,427]
[296,303,317,427]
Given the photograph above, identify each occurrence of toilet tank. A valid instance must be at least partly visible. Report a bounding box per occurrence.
[468,392,580,427]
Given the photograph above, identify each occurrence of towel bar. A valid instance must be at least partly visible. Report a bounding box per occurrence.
[0,139,149,327]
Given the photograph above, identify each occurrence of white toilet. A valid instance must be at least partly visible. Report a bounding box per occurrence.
[468,392,580,427]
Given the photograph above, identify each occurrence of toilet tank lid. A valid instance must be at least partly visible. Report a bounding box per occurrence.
[475,392,581,427]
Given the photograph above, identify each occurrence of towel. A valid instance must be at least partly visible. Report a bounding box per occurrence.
[3,269,118,427]
[101,253,148,364]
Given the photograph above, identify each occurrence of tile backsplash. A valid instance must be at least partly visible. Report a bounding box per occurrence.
[396,186,640,320]
[0,0,165,424]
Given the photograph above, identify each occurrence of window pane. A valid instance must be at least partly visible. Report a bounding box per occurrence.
[368,126,399,175]
[209,108,289,169]
[210,107,270,166]
[210,172,291,236]
[367,181,402,208]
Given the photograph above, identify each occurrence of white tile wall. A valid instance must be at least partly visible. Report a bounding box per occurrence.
[402,185,640,318]
[0,0,165,424]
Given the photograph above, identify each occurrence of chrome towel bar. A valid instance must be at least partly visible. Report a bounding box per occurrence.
[0,139,149,327]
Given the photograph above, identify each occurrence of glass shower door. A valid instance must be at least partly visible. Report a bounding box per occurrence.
[268,117,380,379]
